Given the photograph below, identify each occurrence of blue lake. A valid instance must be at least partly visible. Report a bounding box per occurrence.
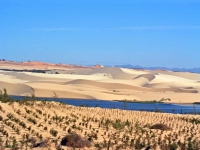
[11,96,200,114]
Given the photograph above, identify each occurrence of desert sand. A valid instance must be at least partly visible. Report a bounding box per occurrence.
[0,61,200,149]
[0,100,200,149]
[0,60,200,103]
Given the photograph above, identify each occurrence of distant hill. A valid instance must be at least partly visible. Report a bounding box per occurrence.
[0,59,103,70]
[1,59,200,74]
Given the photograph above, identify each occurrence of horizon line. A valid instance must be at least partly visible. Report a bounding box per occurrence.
[0,59,200,69]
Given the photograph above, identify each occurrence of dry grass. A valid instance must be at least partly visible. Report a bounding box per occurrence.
[0,97,200,149]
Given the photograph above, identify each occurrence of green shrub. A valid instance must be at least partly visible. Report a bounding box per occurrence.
[190,118,200,124]
[169,143,178,150]
[112,119,126,130]
[50,129,58,137]
[0,89,14,103]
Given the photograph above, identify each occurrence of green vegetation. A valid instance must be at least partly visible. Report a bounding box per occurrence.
[50,129,58,137]
[190,118,200,124]
[114,98,171,104]
[112,119,131,130]
[0,88,14,103]
[193,102,200,104]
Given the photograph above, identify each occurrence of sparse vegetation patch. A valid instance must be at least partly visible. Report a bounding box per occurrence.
[0,89,200,150]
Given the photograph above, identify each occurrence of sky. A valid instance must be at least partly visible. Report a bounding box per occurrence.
[0,0,200,68]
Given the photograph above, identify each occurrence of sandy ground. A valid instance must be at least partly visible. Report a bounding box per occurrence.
[0,66,200,103]
[0,101,200,149]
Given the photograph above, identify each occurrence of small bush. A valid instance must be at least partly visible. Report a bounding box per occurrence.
[112,119,126,130]
[150,123,172,131]
[61,133,91,148]
[169,143,178,150]
[28,117,37,124]
[190,118,200,124]
[50,129,58,137]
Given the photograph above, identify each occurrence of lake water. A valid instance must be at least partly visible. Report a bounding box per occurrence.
[11,96,200,114]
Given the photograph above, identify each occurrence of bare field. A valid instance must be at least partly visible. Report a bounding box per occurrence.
[0,99,200,149]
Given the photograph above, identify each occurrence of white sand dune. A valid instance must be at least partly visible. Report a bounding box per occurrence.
[0,81,32,95]
[133,74,156,81]
[55,67,136,80]
[132,74,155,86]
[0,67,200,103]
[66,79,198,93]
[66,79,148,90]
[153,70,200,80]
[34,88,95,99]
[145,81,200,89]
[24,71,111,80]
[149,73,194,84]
[121,68,154,75]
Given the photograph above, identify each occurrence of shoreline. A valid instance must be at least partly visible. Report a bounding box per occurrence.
[9,94,200,105]
[1,67,200,105]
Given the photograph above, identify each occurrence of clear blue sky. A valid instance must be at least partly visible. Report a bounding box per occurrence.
[1,0,200,68]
